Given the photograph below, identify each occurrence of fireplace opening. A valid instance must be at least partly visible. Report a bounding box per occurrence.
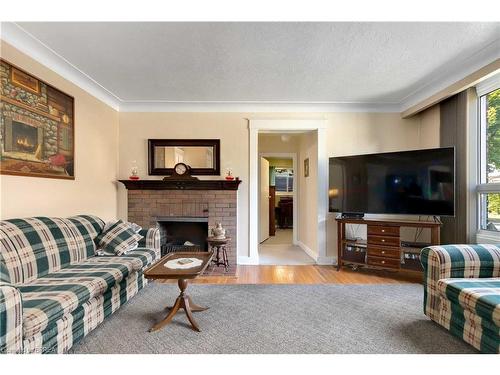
[12,121,39,154]
[157,217,209,256]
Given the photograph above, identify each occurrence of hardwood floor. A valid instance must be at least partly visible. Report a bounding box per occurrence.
[162,265,423,285]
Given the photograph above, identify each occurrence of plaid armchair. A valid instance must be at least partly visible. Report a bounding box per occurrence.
[421,244,500,353]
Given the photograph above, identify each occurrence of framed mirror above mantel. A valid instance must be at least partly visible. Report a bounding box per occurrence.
[148,139,221,176]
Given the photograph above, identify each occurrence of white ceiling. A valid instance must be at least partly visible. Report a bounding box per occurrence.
[4,22,500,111]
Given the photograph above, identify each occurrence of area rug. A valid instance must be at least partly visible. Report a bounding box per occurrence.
[71,283,476,354]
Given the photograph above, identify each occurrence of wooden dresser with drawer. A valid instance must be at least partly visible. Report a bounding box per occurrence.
[336,218,441,273]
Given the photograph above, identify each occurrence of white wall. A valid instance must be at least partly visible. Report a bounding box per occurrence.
[0,41,119,221]
[265,158,293,168]
[297,131,318,256]
[259,133,300,153]
[118,112,439,261]
[419,104,441,148]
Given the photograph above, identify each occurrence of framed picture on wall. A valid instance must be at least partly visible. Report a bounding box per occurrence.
[0,59,75,179]
[304,158,309,177]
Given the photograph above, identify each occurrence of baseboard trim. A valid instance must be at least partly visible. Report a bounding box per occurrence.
[297,241,319,263]
[296,241,336,265]
[237,255,259,265]
[239,245,336,266]
[316,256,336,265]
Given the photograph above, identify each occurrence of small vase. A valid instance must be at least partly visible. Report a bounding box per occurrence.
[211,223,226,239]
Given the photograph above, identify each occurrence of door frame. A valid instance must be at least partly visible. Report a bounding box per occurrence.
[259,152,298,245]
[248,119,328,265]
[258,156,271,243]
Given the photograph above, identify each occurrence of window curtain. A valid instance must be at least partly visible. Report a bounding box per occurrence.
[440,90,468,244]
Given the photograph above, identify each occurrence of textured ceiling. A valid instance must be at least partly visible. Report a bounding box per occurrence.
[16,22,500,103]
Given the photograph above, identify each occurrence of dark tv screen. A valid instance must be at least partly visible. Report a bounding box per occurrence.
[329,147,455,216]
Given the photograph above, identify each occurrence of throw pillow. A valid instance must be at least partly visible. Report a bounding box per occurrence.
[95,220,143,256]
[125,221,142,233]
[103,220,142,234]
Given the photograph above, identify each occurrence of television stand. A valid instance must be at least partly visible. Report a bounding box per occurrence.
[335,217,441,273]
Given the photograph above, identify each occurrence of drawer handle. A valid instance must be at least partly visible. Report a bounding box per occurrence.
[381,239,385,242]
[381,251,385,254]
[381,229,385,233]
[381,260,385,264]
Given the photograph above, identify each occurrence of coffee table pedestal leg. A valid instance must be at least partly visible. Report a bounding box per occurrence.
[149,278,208,333]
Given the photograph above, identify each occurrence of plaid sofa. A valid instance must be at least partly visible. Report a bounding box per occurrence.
[0,215,161,354]
[421,244,500,353]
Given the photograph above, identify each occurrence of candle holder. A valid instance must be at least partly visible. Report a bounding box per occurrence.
[129,160,140,180]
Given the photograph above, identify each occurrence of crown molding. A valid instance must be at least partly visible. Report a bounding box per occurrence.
[476,71,500,97]
[0,22,121,110]
[248,118,327,130]
[400,39,500,115]
[118,101,400,113]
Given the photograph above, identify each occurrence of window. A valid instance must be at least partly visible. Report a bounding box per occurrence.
[478,84,500,232]
[274,168,294,192]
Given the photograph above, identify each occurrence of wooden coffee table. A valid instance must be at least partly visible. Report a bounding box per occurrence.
[144,251,213,332]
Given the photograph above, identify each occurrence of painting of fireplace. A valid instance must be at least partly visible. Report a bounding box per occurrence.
[0,59,75,179]
[157,217,209,256]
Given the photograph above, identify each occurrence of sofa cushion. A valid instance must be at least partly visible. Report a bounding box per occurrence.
[0,260,11,284]
[437,278,500,327]
[18,255,143,338]
[118,247,160,268]
[95,220,142,256]
[66,215,106,257]
[0,215,104,285]
[137,228,161,252]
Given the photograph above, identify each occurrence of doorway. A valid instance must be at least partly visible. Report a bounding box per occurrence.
[248,119,329,265]
[258,151,313,265]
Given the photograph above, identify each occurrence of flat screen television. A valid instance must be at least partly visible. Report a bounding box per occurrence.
[329,147,455,216]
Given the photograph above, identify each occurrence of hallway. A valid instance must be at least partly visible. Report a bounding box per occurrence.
[259,229,315,265]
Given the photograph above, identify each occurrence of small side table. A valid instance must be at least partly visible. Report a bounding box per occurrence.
[144,251,213,332]
[207,237,231,272]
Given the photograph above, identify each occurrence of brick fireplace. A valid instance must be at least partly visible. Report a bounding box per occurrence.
[122,181,240,276]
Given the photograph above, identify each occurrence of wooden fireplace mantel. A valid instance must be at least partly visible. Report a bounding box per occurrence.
[118,179,242,191]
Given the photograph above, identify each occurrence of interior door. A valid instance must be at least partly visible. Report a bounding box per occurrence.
[259,157,270,243]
